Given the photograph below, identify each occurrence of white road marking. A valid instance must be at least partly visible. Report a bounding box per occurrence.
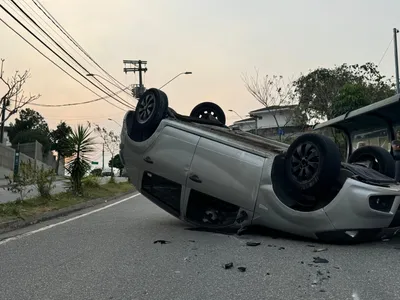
[0,193,142,246]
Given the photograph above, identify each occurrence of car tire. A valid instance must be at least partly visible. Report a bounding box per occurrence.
[131,88,169,141]
[284,133,342,193]
[190,102,226,125]
[348,146,395,178]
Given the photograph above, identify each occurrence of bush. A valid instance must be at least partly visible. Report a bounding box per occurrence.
[3,160,35,201]
[82,175,101,188]
[90,168,102,177]
[34,166,56,199]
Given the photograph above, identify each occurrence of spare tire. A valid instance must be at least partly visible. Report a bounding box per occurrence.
[284,133,342,193]
[348,146,395,178]
[190,102,226,125]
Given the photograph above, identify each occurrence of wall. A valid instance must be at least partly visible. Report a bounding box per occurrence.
[255,109,295,129]
[0,143,15,180]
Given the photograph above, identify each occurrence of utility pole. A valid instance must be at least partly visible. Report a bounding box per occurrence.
[102,143,105,170]
[0,59,4,78]
[123,60,148,99]
[0,59,7,145]
[394,28,400,94]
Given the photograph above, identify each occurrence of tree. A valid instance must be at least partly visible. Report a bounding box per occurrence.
[294,62,396,122]
[0,64,40,126]
[8,108,50,142]
[90,122,120,175]
[65,125,95,194]
[242,70,303,140]
[109,154,124,176]
[50,121,73,174]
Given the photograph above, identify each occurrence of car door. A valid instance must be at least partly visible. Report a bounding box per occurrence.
[183,137,265,224]
[140,125,200,217]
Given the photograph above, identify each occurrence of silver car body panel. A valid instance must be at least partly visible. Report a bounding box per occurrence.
[121,110,400,240]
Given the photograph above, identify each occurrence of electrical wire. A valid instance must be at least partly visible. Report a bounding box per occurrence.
[0,16,126,111]
[378,37,393,67]
[18,0,107,81]
[0,5,132,111]
[29,88,129,107]
[31,0,127,89]
[6,0,134,109]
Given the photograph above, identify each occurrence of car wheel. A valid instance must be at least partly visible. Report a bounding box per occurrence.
[284,133,342,193]
[190,102,226,125]
[348,146,395,178]
[135,88,169,130]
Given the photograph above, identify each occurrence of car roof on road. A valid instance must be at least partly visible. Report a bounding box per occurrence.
[313,93,400,132]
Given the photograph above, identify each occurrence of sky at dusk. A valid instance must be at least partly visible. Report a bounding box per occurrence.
[1,0,400,163]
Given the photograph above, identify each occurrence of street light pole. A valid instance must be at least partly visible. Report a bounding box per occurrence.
[108,118,122,127]
[394,28,400,94]
[228,109,243,119]
[159,72,192,89]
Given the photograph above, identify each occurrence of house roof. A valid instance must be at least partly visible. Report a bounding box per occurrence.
[233,117,256,124]
[249,104,297,114]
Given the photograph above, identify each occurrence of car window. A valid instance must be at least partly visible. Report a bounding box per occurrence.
[351,127,390,152]
[314,127,348,161]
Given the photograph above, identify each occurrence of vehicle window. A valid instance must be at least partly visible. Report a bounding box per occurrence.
[314,127,348,161]
[351,127,390,152]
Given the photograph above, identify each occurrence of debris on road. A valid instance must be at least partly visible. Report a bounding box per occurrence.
[278,247,285,250]
[153,240,171,244]
[313,248,328,253]
[223,262,234,269]
[246,241,261,247]
[313,257,329,264]
[188,240,196,243]
[237,267,246,272]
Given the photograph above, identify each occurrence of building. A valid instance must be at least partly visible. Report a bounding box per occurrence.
[231,105,297,132]
[2,126,12,147]
[230,104,312,141]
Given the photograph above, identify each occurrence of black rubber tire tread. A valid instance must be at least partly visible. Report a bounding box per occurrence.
[348,145,395,178]
[134,88,168,129]
[131,88,168,142]
[190,102,226,125]
[284,133,342,193]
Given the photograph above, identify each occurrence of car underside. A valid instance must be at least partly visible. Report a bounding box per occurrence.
[120,88,400,243]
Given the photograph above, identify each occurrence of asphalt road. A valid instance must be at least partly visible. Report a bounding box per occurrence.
[0,177,127,204]
[1,193,400,300]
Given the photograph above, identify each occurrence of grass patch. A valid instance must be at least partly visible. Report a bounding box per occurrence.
[0,182,135,222]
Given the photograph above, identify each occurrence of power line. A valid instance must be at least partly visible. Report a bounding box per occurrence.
[6,0,134,109]
[18,0,105,78]
[29,88,130,107]
[0,15,125,111]
[378,37,393,67]
[0,5,131,111]
[31,0,127,89]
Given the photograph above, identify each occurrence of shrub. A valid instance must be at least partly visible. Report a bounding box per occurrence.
[34,166,56,199]
[90,168,102,177]
[82,175,101,188]
[3,160,35,201]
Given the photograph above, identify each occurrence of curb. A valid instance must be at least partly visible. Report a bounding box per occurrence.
[0,191,138,235]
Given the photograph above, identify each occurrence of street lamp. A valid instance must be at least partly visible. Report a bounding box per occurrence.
[228,109,243,120]
[108,118,122,127]
[159,72,192,89]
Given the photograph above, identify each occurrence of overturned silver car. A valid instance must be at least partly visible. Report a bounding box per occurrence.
[120,88,400,243]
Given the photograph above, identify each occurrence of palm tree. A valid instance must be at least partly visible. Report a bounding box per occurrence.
[65,125,95,194]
